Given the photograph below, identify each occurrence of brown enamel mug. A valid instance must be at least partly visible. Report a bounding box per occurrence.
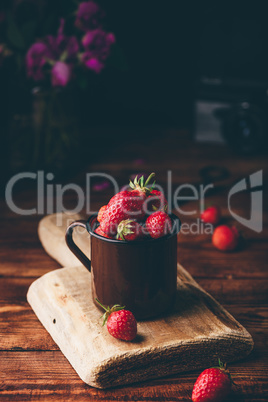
[65,213,180,320]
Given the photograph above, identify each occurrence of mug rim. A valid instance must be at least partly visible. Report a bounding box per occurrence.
[86,213,181,244]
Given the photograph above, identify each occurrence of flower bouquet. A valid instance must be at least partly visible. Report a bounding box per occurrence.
[0,1,117,173]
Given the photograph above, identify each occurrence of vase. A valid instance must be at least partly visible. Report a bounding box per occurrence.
[31,87,83,175]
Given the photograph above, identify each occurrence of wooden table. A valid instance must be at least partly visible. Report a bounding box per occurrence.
[0,130,267,401]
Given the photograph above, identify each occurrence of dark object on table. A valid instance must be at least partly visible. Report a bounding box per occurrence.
[194,77,268,154]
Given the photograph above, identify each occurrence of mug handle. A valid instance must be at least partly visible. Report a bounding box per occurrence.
[65,220,91,272]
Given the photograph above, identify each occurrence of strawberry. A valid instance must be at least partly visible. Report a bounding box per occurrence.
[116,219,144,241]
[201,205,221,225]
[97,205,107,222]
[96,299,137,341]
[129,172,155,197]
[95,226,114,239]
[100,190,146,235]
[129,173,168,213]
[212,225,239,251]
[192,360,232,402]
[146,211,172,239]
[146,189,168,213]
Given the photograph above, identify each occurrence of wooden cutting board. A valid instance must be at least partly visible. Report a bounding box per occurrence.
[27,213,254,389]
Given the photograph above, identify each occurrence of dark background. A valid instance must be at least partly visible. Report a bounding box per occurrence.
[87,0,268,127]
[2,0,268,125]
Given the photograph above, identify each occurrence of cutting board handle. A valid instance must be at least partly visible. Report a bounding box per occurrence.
[65,220,91,272]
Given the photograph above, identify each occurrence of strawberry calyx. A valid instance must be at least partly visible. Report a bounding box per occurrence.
[116,219,135,240]
[214,358,228,371]
[95,298,125,326]
[211,358,232,382]
[129,172,155,195]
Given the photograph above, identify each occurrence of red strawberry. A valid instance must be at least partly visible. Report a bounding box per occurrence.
[129,172,155,197]
[212,225,239,251]
[146,189,168,213]
[201,205,221,225]
[96,299,137,341]
[97,205,107,223]
[116,219,144,241]
[107,309,137,341]
[146,211,172,239]
[100,190,146,235]
[192,360,232,402]
[129,173,168,213]
[95,226,114,239]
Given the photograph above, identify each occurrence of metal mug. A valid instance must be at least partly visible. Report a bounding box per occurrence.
[65,213,180,320]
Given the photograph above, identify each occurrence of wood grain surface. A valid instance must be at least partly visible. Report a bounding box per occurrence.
[27,215,253,388]
[0,132,267,400]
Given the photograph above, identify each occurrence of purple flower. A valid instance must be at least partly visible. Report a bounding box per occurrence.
[82,30,115,53]
[51,61,71,87]
[75,1,104,31]
[45,20,79,63]
[26,42,50,81]
[82,56,104,73]
[81,29,115,73]
[26,19,79,83]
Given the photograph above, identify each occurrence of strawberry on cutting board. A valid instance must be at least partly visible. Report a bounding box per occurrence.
[192,360,232,402]
[106,309,137,341]
[96,299,137,341]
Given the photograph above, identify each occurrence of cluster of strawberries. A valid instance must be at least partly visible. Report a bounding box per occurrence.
[95,173,173,241]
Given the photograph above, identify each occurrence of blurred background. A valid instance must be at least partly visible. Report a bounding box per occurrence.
[1,0,268,186]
